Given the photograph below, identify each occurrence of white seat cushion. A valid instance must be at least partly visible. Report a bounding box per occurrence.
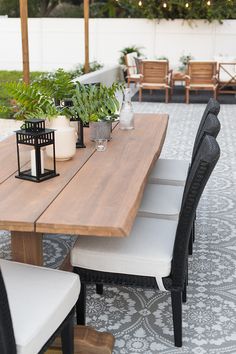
[0,259,80,354]
[128,73,142,79]
[71,217,178,279]
[148,158,189,186]
[138,184,184,220]
[188,84,217,88]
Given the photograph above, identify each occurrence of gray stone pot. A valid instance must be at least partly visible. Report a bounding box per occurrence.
[89,121,112,141]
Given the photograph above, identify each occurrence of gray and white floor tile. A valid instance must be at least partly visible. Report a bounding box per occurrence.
[0,102,236,353]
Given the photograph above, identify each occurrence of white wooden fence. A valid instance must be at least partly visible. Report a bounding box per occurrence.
[0,18,236,71]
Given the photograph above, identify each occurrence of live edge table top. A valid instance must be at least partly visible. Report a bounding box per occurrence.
[0,114,168,238]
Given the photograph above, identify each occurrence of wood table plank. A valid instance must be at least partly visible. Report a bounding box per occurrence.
[0,128,97,232]
[36,114,168,236]
[0,135,25,184]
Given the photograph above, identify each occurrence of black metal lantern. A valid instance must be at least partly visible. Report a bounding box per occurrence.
[62,99,86,149]
[75,117,86,148]
[15,119,59,182]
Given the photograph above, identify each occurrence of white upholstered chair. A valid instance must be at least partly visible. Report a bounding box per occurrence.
[0,259,80,354]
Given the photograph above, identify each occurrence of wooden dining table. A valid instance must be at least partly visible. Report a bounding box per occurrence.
[0,113,168,353]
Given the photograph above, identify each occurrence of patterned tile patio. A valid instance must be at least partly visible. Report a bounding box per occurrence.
[0,102,236,353]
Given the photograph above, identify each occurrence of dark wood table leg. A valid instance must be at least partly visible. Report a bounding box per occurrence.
[47,325,115,354]
[11,231,43,266]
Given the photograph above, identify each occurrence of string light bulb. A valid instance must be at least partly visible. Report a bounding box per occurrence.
[138,0,142,6]
[163,2,167,8]
[207,0,211,5]
[185,2,189,8]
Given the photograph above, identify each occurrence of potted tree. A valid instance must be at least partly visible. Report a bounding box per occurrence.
[71,82,124,141]
[1,69,77,160]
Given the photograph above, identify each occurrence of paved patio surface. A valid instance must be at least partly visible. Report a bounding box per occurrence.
[0,102,236,353]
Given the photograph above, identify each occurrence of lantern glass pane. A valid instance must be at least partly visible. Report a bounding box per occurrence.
[17,144,34,177]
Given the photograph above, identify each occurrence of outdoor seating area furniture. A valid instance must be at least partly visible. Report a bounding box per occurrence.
[124,52,143,87]
[185,61,218,104]
[0,258,80,354]
[146,98,220,254]
[71,134,220,348]
[217,62,236,95]
[139,60,172,103]
[148,98,220,186]
[138,112,220,219]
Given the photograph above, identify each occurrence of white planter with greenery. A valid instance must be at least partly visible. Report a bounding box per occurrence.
[0,69,78,160]
[46,115,76,161]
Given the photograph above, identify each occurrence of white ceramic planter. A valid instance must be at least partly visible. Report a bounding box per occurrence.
[46,115,76,161]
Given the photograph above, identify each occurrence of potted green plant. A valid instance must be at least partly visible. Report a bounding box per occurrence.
[178,54,194,73]
[71,82,124,141]
[0,69,77,160]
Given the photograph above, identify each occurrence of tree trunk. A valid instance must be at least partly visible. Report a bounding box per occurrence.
[40,0,59,17]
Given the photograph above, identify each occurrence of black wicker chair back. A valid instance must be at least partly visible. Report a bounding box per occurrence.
[73,136,220,348]
[192,98,220,159]
[191,112,220,164]
[0,269,16,354]
[171,135,220,289]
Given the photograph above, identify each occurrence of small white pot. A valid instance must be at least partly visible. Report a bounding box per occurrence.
[46,115,76,161]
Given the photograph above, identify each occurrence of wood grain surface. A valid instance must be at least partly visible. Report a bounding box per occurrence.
[36,114,168,236]
[0,128,96,231]
[0,135,22,184]
[47,325,115,354]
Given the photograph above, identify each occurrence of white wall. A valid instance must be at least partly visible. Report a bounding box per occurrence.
[0,18,236,71]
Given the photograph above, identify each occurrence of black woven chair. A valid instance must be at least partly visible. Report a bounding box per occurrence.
[138,112,221,219]
[71,135,220,347]
[148,98,220,186]
[0,259,80,354]
[138,112,221,257]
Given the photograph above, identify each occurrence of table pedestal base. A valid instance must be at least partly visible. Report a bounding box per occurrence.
[46,325,115,354]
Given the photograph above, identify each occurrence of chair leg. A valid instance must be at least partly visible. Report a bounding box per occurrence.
[171,291,182,347]
[139,87,142,102]
[165,88,169,103]
[188,229,193,256]
[127,78,130,88]
[96,283,103,295]
[214,89,217,100]
[76,282,86,325]
[182,277,187,303]
[192,217,195,243]
[61,315,74,354]
[186,88,189,104]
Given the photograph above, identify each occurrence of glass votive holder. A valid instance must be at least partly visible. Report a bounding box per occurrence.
[95,139,107,152]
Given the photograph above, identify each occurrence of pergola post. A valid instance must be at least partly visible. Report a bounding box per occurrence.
[19,0,30,84]
[84,0,90,74]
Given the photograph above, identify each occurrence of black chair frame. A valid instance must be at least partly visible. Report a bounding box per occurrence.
[0,268,75,354]
[73,135,220,348]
